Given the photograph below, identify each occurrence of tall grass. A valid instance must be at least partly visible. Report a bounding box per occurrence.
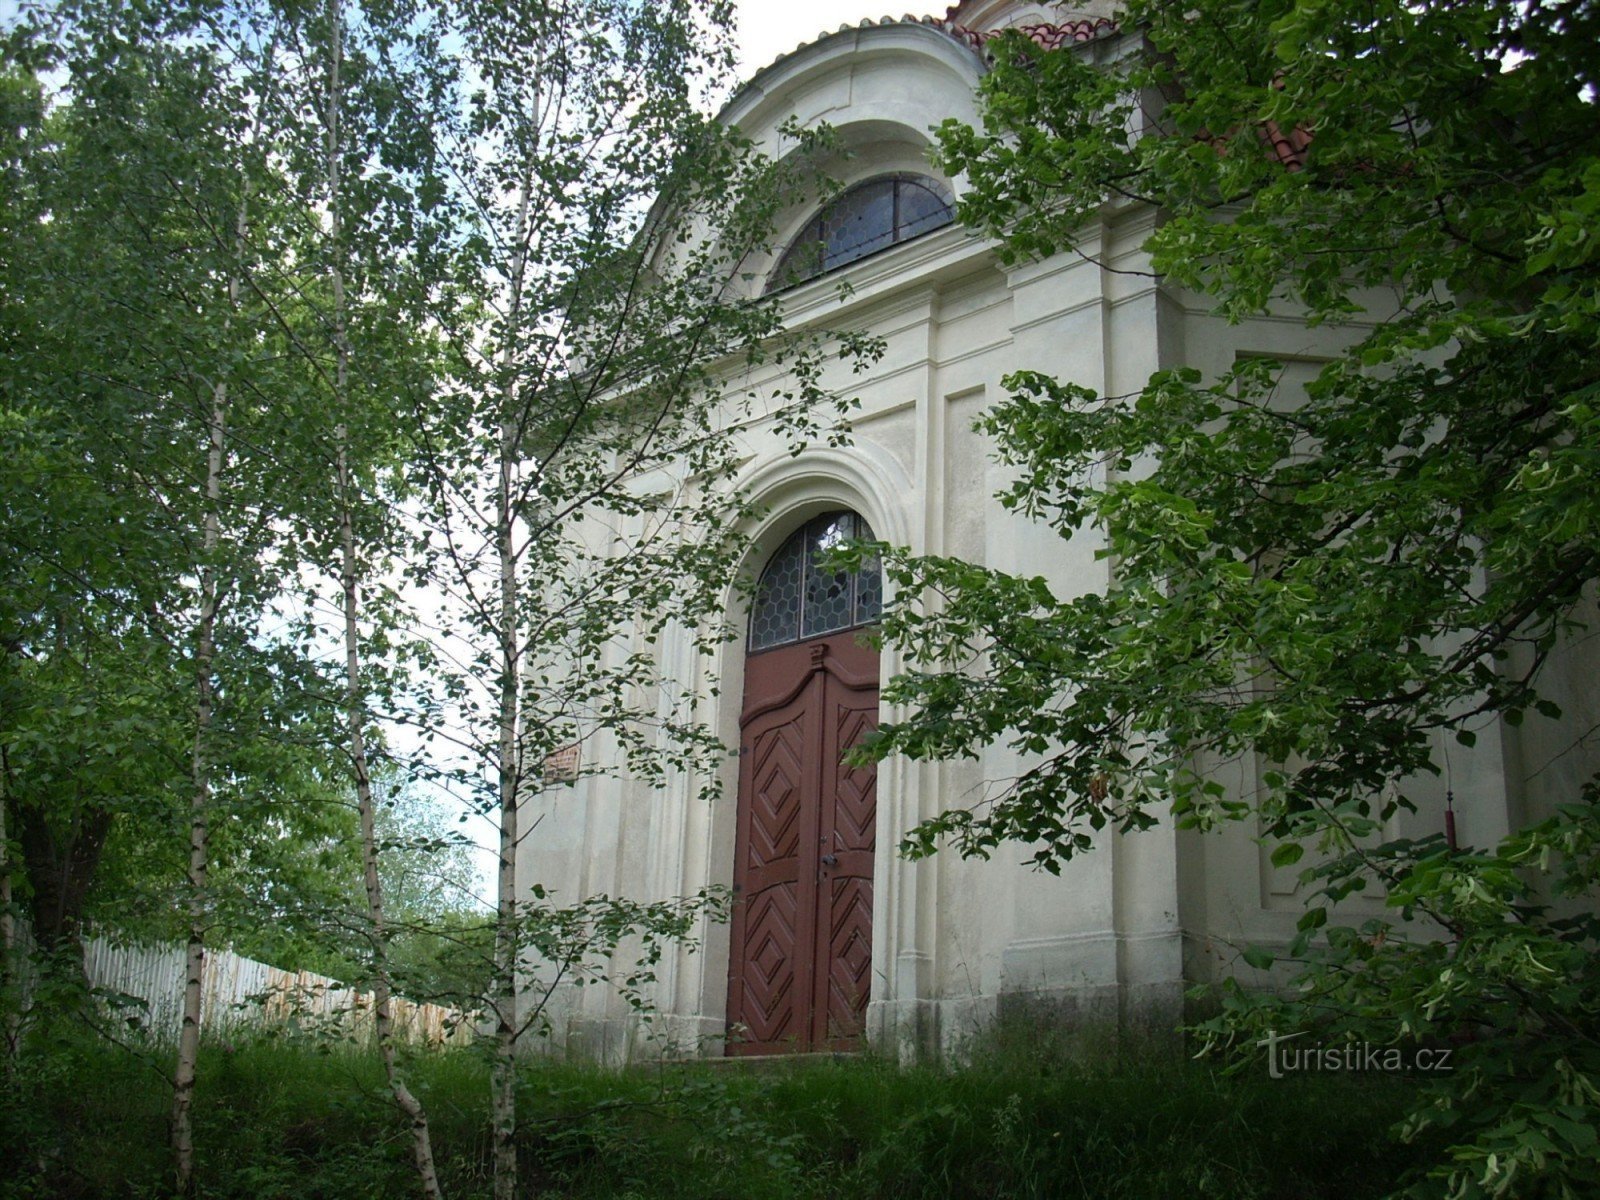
[0,1023,1433,1199]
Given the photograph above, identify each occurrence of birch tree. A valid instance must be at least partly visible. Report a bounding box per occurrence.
[6,6,876,1197]
[400,4,875,1196]
[307,0,446,1188]
[1,3,378,1188]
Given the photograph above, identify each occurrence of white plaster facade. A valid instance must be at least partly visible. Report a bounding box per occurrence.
[517,0,1600,1061]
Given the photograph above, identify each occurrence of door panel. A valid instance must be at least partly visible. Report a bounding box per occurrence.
[728,631,878,1055]
[728,686,815,1050]
[745,714,807,871]
[821,875,873,1044]
[812,677,877,1045]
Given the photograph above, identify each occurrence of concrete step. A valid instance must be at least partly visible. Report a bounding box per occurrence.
[670,1050,864,1071]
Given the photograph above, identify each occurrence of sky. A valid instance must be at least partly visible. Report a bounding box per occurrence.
[0,1,915,96]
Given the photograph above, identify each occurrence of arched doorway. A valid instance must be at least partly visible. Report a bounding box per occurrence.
[726,511,881,1055]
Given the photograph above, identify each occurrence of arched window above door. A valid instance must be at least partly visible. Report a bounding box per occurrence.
[768,174,955,292]
[749,511,882,651]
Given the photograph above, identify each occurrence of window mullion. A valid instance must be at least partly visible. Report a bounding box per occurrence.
[797,521,811,643]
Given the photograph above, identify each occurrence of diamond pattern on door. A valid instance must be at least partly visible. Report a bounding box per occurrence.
[740,884,797,1042]
[748,721,803,868]
[832,707,878,852]
[825,877,872,1039]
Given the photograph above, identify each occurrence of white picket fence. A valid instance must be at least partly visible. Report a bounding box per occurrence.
[80,936,475,1048]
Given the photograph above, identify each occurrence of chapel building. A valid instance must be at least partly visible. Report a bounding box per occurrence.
[518,0,1596,1060]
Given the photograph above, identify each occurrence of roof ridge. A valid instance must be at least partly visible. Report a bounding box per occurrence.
[740,13,1120,89]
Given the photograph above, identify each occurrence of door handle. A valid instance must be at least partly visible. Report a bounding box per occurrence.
[820,854,838,867]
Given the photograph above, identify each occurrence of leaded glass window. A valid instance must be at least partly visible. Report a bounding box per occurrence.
[768,175,955,292]
[749,512,882,651]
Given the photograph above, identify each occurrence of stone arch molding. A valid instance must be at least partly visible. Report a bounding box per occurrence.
[722,23,985,148]
[709,437,913,781]
[730,443,913,597]
[698,441,911,1045]
[643,18,981,295]
[714,23,984,296]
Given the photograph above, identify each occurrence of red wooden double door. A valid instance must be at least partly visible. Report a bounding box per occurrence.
[727,631,878,1054]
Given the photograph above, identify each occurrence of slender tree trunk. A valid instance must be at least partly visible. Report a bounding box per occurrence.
[490,316,523,1200]
[322,6,443,1195]
[491,408,522,1200]
[339,394,447,1200]
[491,150,537,1200]
[171,368,226,1197]
[171,112,260,1190]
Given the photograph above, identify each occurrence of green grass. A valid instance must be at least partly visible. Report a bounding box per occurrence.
[0,1025,1437,1199]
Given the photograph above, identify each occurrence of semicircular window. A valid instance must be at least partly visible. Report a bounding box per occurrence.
[768,174,955,292]
[749,511,883,651]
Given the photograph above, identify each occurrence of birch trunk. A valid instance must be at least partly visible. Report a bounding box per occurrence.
[490,231,528,1200]
[491,425,521,1200]
[171,65,268,1191]
[322,5,444,1195]
[171,351,228,1199]
[339,376,447,1200]
[490,133,538,1200]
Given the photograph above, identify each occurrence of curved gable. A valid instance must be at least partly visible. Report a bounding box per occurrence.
[721,20,985,157]
[706,22,985,301]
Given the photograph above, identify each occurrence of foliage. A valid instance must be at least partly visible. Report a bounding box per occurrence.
[360,2,877,1195]
[0,2,373,981]
[0,0,476,975]
[5,0,876,1193]
[834,3,1600,1197]
[365,780,494,1006]
[0,1026,1429,1200]
[514,884,730,1057]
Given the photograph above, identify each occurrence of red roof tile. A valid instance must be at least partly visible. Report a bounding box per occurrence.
[945,19,1119,52]
[1259,120,1313,172]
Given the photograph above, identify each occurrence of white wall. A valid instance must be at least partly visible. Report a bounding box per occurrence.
[517,6,1579,1061]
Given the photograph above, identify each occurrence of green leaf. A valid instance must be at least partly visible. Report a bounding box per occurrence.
[1241,946,1275,971]
[1270,842,1305,869]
